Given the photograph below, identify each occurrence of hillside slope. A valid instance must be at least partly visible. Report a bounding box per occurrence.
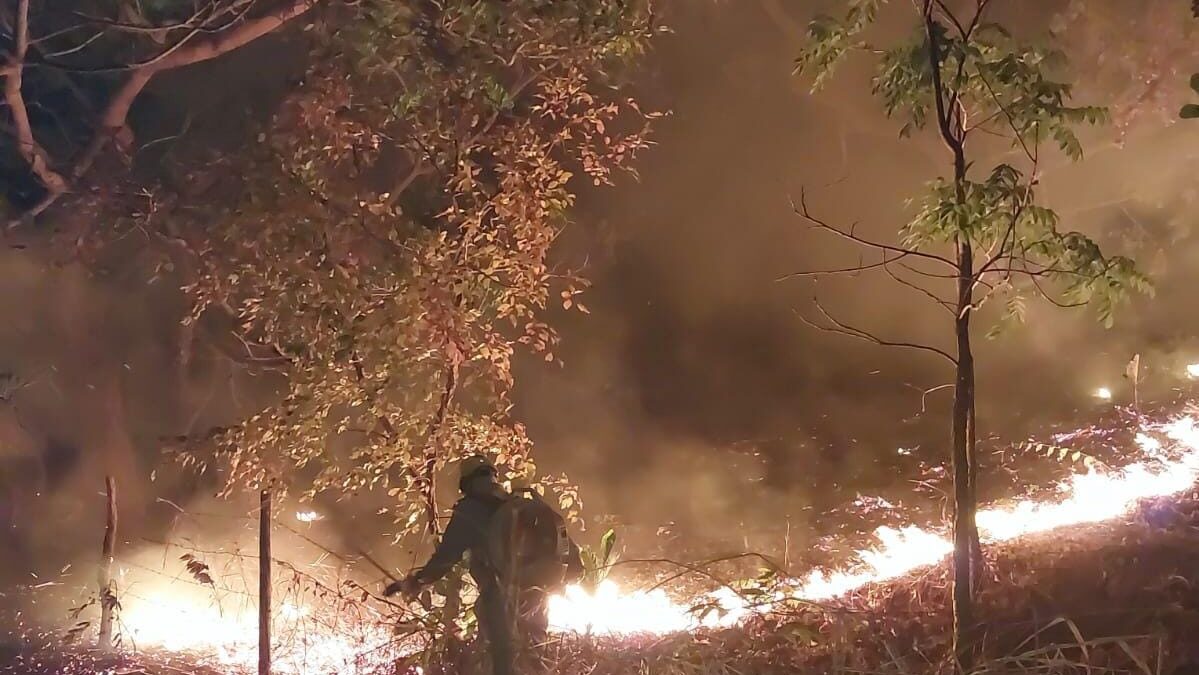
[7,492,1199,675]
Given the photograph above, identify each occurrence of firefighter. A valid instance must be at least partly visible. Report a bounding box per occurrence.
[386,455,541,675]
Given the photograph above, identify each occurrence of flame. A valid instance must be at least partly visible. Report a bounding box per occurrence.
[118,411,1199,670]
[295,510,323,523]
[1187,364,1199,378]
[1094,387,1113,400]
[119,586,398,673]
[122,593,262,666]
[546,413,1199,634]
[548,581,748,633]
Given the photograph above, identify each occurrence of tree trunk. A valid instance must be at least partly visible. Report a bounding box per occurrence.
[952,241,976,673]
[967,400,983,586]
[259,489,271,675]
[98,475,118,649]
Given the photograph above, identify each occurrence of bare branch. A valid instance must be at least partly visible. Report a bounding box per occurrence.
[903,381,954,416]
[797,294,957,366]
[417,360,459,538]
[898,262,995,294]
[10,0,323,226]
[883,258,955,314]
[41,31,106,59]
[3,0,69,200]
[1028,273,1087,309]
[791,190,956,268]
[39,1,261,72]
[776,252,913,281]
[975,71,1038,165]
[932,0,968,38]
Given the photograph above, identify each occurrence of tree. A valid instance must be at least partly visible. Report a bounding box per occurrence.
[1,0,659,544]
[793,1,1150,669]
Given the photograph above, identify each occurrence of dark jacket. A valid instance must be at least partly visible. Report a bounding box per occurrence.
[413,483,507,592]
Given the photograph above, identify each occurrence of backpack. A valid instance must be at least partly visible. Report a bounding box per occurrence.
[486,488,580,595]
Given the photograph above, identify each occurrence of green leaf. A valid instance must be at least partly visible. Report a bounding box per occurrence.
[599,528,617,566]
[1190,73,1199,94]
[1181,104,1199,120]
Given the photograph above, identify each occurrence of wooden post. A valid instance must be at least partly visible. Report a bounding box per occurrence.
[259,489,271,675]
[98,475,117,649]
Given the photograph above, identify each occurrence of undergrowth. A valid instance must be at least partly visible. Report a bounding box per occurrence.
[7,493,1199,675]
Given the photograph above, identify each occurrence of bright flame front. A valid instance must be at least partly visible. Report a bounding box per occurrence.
[546,413,1199,634]
[118,411,1199,671]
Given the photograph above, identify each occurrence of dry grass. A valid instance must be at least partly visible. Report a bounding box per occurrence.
[8,493,1199,675]
[536,493,1199,675]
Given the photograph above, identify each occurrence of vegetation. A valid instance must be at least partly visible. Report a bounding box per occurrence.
[1183,74,1199,120]
[12,489,1198,675]
[792,0,1150,668]
[1,1,661,537]
[2,3,1193,675]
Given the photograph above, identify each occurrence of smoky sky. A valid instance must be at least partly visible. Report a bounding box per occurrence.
[513,0,1199,560]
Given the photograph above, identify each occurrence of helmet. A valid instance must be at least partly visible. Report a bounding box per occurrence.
[458,455,496,490]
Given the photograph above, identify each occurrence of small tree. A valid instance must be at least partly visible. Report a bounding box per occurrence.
[2,1,658,542]
[793,1,1150,669]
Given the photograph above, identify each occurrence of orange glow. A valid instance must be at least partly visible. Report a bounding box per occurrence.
[546,413,1199,633]
[119,412,1199,669]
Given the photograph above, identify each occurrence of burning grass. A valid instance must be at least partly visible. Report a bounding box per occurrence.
[8,408,1199,674]
[543,494,1199,675]
[10,490,1199,675]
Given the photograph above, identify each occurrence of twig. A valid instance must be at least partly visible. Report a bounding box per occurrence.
[8,0,324,226]
[3,0,69,207]
[904,382,955,416]
[790,190,957,269]
[797,295,958,366]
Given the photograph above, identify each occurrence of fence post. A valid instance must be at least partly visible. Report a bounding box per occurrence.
[259,489,271,675]
[98,475,117,649]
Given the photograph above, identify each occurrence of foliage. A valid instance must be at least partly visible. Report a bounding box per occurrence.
[1182,74,1199,119]
[578,528,619,592]
[1,1,662,535]
[793,4,1149,666]
[794,1,1149,349]
[192,0,661,522]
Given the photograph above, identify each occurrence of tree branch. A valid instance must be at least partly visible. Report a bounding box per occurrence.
[791,190,956,268]
[1028,273,1087,309]
[884,258,955,314]
[10,0,323,226]
[797,294,957,366]
[3,0,69,201]
[903,381,954,417]
[417,360,459,538]
[776,252,914,281]
[923,1,959,155]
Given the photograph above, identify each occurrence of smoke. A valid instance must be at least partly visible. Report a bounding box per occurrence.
[514,0,1199,563]
[0,1,1196,621]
